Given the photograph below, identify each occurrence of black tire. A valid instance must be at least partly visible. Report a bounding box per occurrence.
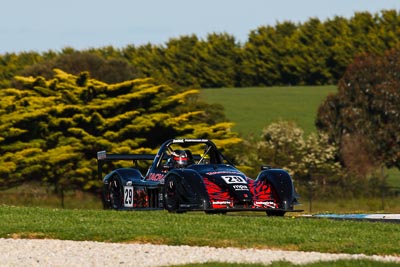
[108,175,123,210]
[102,183,111,209]
[266,210,286,216]
[164,176,180,212]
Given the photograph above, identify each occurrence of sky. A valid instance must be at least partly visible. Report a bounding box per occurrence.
[1,0,400,54]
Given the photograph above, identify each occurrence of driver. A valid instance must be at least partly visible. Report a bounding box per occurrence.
[171,150,189,168]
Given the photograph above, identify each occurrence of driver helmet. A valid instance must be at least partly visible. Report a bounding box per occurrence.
[172,150,188,168]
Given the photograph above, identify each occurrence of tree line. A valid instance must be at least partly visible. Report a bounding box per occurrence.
[1,10,400,89]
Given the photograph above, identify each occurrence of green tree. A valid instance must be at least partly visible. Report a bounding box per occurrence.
[324,16,355,82]
[18,51,140,85]
[0,51,54,88]
[349,12,382,55]
[294,18,332,85]
[161,35,203,88]
[0,70,241,192]
[376,10,400,49]
[241,22,298,86]
[196,33,241,88]
[123,43,166,84]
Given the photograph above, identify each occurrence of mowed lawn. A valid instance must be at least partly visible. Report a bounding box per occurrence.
[200,85,337,137]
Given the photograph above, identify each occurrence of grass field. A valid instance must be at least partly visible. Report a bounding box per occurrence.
[0,205,399,266]
[1,205,399,256]
[200,85,337,137]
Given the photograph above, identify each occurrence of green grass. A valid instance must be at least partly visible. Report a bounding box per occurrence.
[0,206,399,256]
[301,197,400,214]
[200,86,337,137]
[386,168,400,187]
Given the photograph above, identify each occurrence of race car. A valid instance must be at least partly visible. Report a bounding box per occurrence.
[97,138,301,216]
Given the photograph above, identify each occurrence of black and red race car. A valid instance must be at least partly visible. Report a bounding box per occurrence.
[97,138,301,216]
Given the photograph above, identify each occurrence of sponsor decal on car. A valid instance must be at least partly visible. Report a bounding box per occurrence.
[212,201,231,205]
[232,185,248,191]
[254,201,276,208]
[211,200,234,208]
[173,138,209,143]
[206,171,243,176]
[147,172,165,181]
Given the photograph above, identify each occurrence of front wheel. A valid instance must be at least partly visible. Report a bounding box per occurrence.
[164,176,180,212]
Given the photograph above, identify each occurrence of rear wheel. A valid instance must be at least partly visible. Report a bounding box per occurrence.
[164,176,180,212]
[108,175,123,210]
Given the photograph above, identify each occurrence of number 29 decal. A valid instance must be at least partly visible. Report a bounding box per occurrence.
[124,186,134,207]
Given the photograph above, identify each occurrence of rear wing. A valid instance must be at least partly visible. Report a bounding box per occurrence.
[97,151,156,180]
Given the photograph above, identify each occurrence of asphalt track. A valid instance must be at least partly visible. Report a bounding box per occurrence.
[303,213,400,223]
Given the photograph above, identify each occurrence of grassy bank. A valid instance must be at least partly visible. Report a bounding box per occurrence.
[0,205,399,256]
